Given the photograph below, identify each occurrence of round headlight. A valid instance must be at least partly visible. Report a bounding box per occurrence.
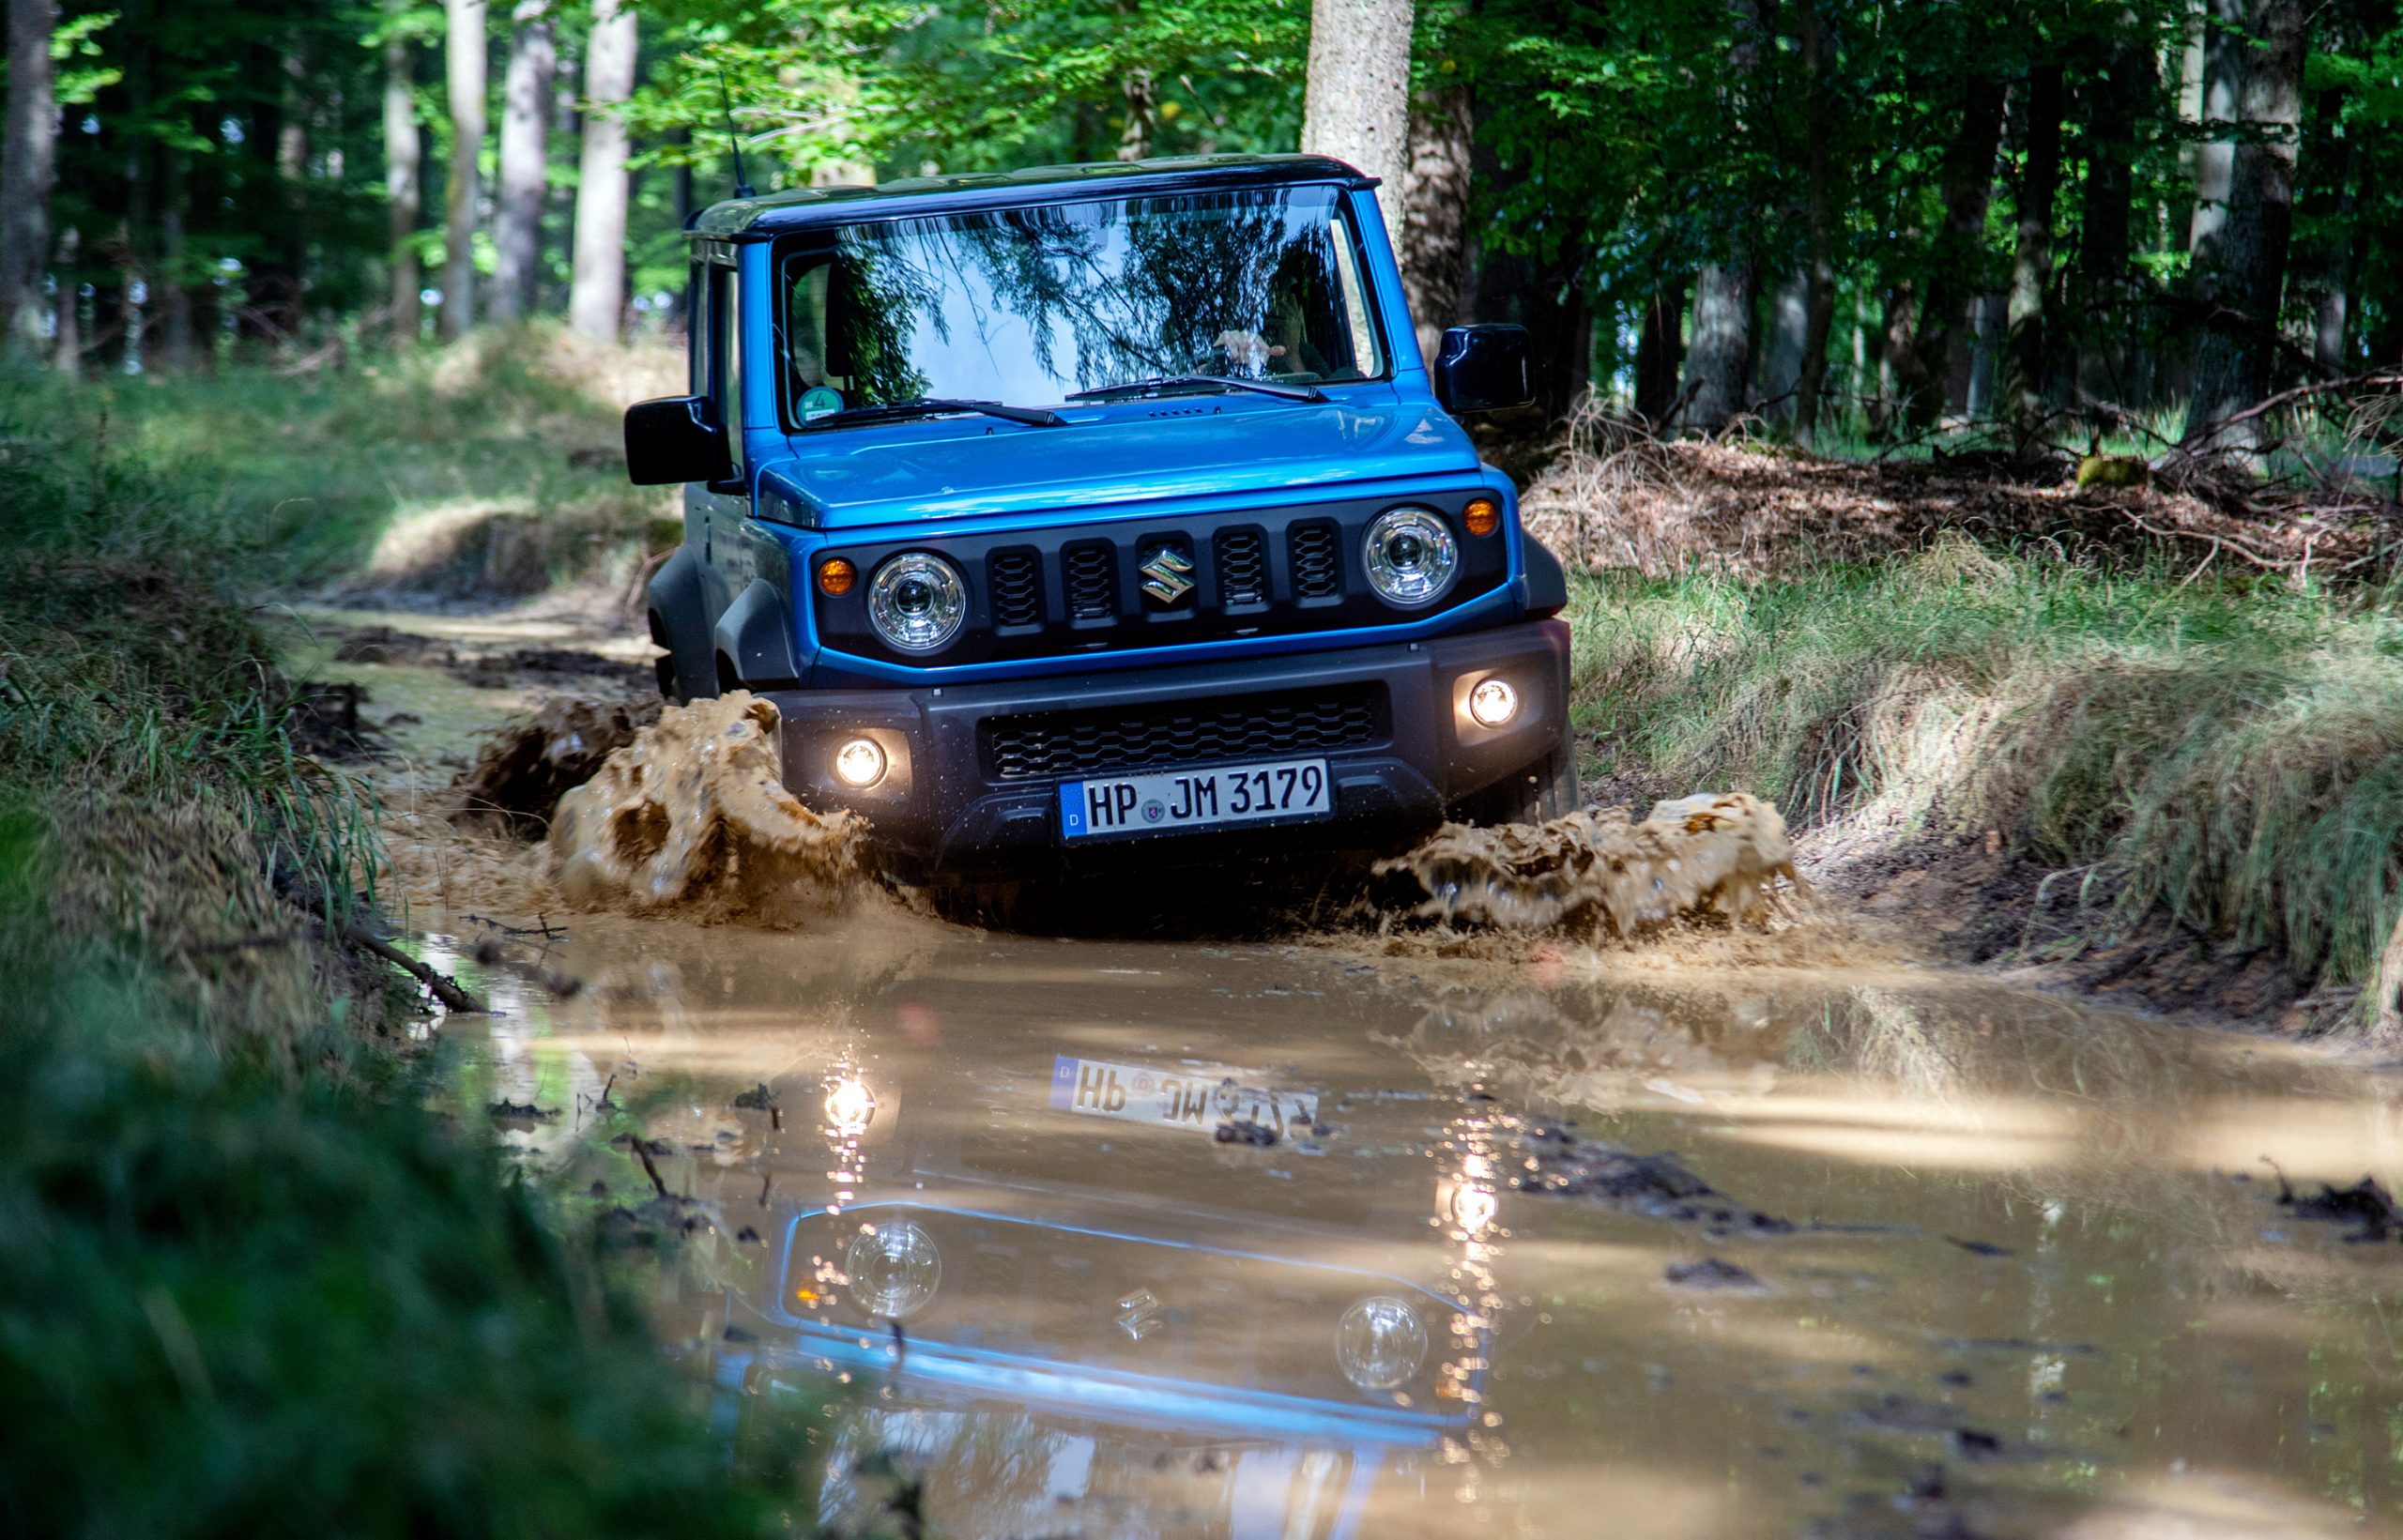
[1335,1296,1429,1391]
[1362,508,1459,608]
[846,1218,941,1319]
[866,553,967,653]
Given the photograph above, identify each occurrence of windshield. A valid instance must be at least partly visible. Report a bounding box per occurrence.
[775,186,1385,424]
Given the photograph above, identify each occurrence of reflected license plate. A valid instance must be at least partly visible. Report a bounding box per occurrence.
[1059,757,1331,841]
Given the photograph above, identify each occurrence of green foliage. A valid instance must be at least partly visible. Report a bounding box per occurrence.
[1567,550,2403,999]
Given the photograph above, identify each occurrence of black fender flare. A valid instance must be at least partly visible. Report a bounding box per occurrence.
[646,546,716,701]
[1515,531,1569,619]
[713,578,804,691]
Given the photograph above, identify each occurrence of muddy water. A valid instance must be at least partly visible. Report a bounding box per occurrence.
[426,908,2403,1539]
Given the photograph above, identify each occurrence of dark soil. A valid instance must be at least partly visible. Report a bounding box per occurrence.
[449,694,662,836]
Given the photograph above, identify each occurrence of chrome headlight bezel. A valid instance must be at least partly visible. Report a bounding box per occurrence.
[1361,507,1460,609]
[865,551,969,654]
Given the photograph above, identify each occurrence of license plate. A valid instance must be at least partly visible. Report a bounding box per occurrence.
[1058,757,1331,841]
[1048,1055,1320,1137]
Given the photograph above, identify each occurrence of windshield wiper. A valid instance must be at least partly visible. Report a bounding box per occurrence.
[799,397,1065,431]
[1067,374,1328,404]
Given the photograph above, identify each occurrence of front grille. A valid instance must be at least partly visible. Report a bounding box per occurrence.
[984,685,1384,781]
[1064,541,1116,622]
[1215,527,1267,608]
[1290,522,1340,600]
[988,547,1042,628]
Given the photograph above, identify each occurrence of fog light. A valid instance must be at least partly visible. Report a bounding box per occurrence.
[824,1075,877,1136]
[846,1219,941,1319]
[1467,677,1520,728]
[833,736,887,788]
[1335,1296,1428,1391]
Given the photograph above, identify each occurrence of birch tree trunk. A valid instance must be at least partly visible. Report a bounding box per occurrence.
[384,0,423,344]
[1116,67,1155,161]
[1400,84,1471,358]
[1760,267,1809,420]
[1300,0,1415,236]
[440,0,488,340]
[2184,0,2307,443]
[2,0,60,356]
[568,0,636,342]
[491,0,554,321]
[2186,0,2245,258]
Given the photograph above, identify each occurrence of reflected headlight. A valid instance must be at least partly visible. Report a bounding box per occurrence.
[1335,1295,1429,1390]
[846,1219,941,1319]
[1362,508,1459,608]
[866,553,967,653]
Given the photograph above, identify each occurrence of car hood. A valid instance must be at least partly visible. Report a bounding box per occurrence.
[760,393,1480,528]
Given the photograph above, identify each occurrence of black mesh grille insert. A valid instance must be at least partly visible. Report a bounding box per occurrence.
[985,686,1383,781]
[1289,523,1340,600]
[1215,527,1267,608]
[988,547,1041,629]
[1064,541,1116,622]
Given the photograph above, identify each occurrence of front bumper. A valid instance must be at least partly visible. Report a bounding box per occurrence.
[761,618,1569,878]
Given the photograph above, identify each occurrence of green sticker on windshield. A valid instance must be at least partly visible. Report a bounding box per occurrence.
[799,386,845,421]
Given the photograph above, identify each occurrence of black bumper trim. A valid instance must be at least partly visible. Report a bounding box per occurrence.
[762,618,1569,877]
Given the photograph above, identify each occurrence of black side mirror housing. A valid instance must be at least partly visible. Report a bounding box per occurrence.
[624,395,734,486]
[1432,325,1537,415]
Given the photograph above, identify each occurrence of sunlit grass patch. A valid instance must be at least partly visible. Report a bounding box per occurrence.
[1566,543,2403,1014]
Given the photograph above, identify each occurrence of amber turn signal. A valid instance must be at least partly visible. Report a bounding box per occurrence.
[817,557,858,596]
[1463,498,1499,537]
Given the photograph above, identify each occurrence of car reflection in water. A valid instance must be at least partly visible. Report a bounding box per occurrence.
[691,1049,1499,1538]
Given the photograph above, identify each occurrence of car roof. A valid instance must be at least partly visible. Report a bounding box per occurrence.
[687,153,1373,238]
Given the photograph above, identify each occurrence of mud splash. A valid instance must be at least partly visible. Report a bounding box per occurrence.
[545,692,867,925]
[1379,792,1802,935]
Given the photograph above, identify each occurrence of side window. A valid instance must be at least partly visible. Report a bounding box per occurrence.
[712,262,744,473]
[687,261,713,398]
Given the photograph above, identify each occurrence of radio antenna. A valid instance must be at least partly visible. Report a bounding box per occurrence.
[716,67,755,199]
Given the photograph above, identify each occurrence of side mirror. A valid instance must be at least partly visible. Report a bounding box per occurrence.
[624,395,734,486]
[1432,325,1536,415]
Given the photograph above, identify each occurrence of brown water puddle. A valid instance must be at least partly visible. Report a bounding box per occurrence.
[422,908,2403,1539]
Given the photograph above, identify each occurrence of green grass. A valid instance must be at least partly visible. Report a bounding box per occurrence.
[17,324,671,591]
[0,376,814,1535]
[1566,538,2403,1005]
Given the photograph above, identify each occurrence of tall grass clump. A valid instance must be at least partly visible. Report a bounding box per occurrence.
[0,391,813,1532]
[1566,537,2403,1011]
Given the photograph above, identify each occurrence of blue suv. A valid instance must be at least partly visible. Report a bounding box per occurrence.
[626,153,1573,878]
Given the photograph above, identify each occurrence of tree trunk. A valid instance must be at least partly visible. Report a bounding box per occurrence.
[1634,274,1690,424]
[1116,66,1155,160]
[385,2,423,344]
[1759,267,1809,419]
[2074,21,2149,414]
[1678,261,1754,432]
[2299,86,2353,375]
[568,0,636,342]
[491,1,553,321]
[2186,0,2244,257]
[49,224,77,374]
[1897,71,2005,431]
[1300,0,1416,236]
[1,0,58,357]
[1793,0,1837,449]
[441,0,488,340]
[1400,84,1472,358]
[2002,62,2064,445]
[2183,0,2307,444]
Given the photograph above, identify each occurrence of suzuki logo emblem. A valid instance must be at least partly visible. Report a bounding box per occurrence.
[1139,545,1195,605]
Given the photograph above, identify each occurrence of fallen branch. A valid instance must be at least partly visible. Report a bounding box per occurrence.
[338,922,487,1014]
[2171,371,2403,461]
